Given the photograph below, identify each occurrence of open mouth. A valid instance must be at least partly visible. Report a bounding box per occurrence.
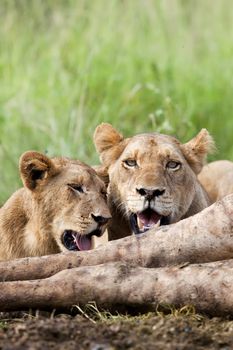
[62,229,102,251]
[130,208,169,235]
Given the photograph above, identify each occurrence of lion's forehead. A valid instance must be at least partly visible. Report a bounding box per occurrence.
[53,157,97,174]
[57,165,104,189]
[122,134,183,162]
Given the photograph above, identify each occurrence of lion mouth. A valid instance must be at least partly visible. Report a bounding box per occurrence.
[130,208,169,235]
[62,229,102,251]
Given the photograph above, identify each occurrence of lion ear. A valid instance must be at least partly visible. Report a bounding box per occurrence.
[19,151,57,190]
[180,129,216,174]
[94,123,124,153]
[94,123,127,167]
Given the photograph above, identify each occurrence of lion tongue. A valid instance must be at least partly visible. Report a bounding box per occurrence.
[74,233,92,251]
[137,210,161,230]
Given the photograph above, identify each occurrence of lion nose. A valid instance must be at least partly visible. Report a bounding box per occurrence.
[136,187,165,200]
[91,214,111,225]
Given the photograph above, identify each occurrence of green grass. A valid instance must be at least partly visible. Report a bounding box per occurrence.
[0,0,233,203]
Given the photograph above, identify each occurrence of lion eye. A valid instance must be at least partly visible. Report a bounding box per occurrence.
[68,184,84,193]
[166,161,181,170]
[123,159,137,167]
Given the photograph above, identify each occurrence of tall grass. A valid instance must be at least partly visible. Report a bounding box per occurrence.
[0,0,233,203]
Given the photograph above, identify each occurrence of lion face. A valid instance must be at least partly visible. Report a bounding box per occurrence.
[20,152,111,252]
[107,135,198,234]
[94,123,215,236]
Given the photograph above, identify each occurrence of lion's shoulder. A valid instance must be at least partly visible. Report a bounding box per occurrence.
[198,160,233,202]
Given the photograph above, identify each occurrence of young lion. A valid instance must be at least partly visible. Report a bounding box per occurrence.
[94,123,215,241]
[0,151,111,261]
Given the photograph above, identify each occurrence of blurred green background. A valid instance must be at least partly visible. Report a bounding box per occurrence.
[0,0,233,203]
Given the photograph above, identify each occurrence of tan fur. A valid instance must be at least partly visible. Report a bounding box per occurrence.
[94,123,215,240]
[0,151,111,261]
[198,160,233,202]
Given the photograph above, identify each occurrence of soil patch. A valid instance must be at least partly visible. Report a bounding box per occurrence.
[0,311,233,350]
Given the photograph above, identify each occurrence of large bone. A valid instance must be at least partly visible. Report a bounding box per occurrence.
[0,260,233,316]
[1,194,233,282]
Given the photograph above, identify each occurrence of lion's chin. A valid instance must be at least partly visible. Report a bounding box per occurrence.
[61,229,102,251]
[130,208,169,235]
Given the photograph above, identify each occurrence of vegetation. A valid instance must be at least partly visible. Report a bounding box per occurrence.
[0,0,233,203]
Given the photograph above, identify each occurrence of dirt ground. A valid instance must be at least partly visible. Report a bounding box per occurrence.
[0,310,233,350]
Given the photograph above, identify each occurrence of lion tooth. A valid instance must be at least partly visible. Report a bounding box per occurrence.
[137,217,144,230]
[143,219,161,231]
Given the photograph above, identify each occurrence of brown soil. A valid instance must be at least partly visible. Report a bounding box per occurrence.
[0,311,233,350]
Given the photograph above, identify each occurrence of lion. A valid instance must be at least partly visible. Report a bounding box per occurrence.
[94,123,215,240]
[0,151,111,261]
[198,160,233,203]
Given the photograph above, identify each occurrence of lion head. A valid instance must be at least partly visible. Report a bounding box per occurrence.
[94,123,215,240]
[0,151,111,260]
[20,151,112,253]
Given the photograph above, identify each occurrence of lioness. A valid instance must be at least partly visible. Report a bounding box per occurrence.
[94,123,215,240]
[198,160,233,202]
[0,151,111,261]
